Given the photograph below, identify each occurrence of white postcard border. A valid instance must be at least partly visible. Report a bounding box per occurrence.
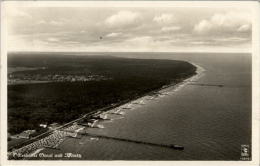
[1,1,259,166]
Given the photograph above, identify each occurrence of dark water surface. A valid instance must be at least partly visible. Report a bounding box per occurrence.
[42,52,251,160]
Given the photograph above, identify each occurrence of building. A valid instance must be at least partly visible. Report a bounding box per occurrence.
[48,123,60,130]
[11,130,36,139]
[39,124,47,128]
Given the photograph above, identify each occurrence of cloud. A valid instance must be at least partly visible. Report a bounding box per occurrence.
[213,37,250,42]
[105,11,141,28]
[188,37,250,46]
[190,41,209,45]
[7,7,252,53]
[194,12,251,35]
[37,20,47,25]
[119,36,160,51]
[153,14,174,24]
[125,36,178,47]
[7,9,32,19]
[106,32,122,38]
[126,36,153,44]
[193,20,212,33]
[47,37,59,42]
[161,26,181,32]
[237,24,251,32]
[64,41,81,44]
[49,20,64,26]
[37,20,64,26]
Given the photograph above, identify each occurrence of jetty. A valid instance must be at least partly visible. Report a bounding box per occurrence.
[188,83,224,87]
[78,132,184,151]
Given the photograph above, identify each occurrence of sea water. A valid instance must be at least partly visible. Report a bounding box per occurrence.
[40,52,251,160]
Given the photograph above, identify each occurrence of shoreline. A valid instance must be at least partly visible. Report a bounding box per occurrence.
[8,62,204,159]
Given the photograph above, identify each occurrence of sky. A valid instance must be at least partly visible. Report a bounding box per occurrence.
[6,6,252,53]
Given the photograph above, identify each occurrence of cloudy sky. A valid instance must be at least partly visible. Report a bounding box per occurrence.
[6,6,252,52]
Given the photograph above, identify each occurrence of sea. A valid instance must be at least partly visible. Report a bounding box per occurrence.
[37,52,252,160]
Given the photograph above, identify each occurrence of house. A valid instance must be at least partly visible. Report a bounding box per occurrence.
[39,124,47,128]
[11,130,36,139]
[48,123,60,130]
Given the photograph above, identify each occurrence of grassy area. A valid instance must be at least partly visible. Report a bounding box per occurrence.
[8,52,196,136]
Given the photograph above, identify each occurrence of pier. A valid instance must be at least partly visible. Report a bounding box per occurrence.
[188,83,224,87]
[78,132,184,151]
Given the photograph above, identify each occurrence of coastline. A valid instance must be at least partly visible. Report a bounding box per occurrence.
[8,62,205,159]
